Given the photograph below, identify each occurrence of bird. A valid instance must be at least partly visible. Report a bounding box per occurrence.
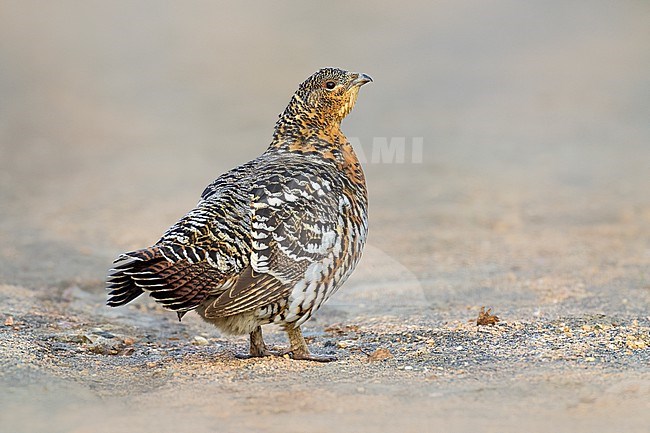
[106,67,372,362]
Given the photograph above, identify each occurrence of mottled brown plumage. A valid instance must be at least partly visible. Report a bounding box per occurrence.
[107,68,371,361]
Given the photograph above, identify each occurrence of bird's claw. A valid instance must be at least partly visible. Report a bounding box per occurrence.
[236,347,336,362]
[286,350,337,362]
[236,345,287,359]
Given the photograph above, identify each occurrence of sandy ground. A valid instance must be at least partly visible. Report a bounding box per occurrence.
[1,1,649,432]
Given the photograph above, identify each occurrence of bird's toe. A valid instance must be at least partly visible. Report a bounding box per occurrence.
[288,350,337,362]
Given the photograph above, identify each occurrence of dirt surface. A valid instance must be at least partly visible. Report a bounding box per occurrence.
[1,2,649,432]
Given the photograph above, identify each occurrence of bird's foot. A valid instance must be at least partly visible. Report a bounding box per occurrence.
[236,326,281,359]
[283,325,337,362]
[235,348,277,359]
[235,348,334,362]
[237,325,336,361]
[286,350,336,362]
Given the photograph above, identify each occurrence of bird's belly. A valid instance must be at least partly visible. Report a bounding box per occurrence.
[283,215,367,326]
[195,303,266,335]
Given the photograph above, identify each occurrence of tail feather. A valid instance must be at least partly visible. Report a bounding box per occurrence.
[106,248,160,307]
[149,261,200,288]
[106,245,220,313]
[151,274,212,311]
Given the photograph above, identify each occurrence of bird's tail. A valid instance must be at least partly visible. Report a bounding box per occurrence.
[106,245,215,319]
[106,247,163,307]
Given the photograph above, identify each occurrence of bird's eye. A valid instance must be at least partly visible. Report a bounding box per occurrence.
[325,80,336,90]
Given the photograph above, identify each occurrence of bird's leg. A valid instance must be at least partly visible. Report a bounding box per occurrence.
[285,325,336,362]
[249,326,270,356]
[235,326,273,359]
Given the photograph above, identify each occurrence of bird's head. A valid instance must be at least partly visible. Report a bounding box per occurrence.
[275,67,373,139]
[296,67,373,122]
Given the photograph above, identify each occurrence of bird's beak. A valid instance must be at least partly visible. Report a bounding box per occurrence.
[348,73,373,90]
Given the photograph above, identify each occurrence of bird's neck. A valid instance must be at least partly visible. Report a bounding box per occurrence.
[269,95,345,154]
[269,117,366,189]
[267,95,366,187]
[270,121,345,151]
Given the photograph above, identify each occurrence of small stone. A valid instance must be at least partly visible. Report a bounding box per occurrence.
[86,335,123,355]
[192,336,209,346]
[4,316,14,326]
[413,347,429,356]
[367,348,392,362]
[77,333,95,344]
[626,335,647,350]
[93,330,116,339]
[404,365,413,370]
[337,339,357,349]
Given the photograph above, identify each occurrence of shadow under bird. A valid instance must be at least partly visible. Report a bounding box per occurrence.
[107,67,372,361]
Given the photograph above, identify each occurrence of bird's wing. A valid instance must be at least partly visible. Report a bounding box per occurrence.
[107,161,258,314]
[203,159,343,317]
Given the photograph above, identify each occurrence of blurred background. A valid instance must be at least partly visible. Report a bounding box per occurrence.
[0,0,648,313]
